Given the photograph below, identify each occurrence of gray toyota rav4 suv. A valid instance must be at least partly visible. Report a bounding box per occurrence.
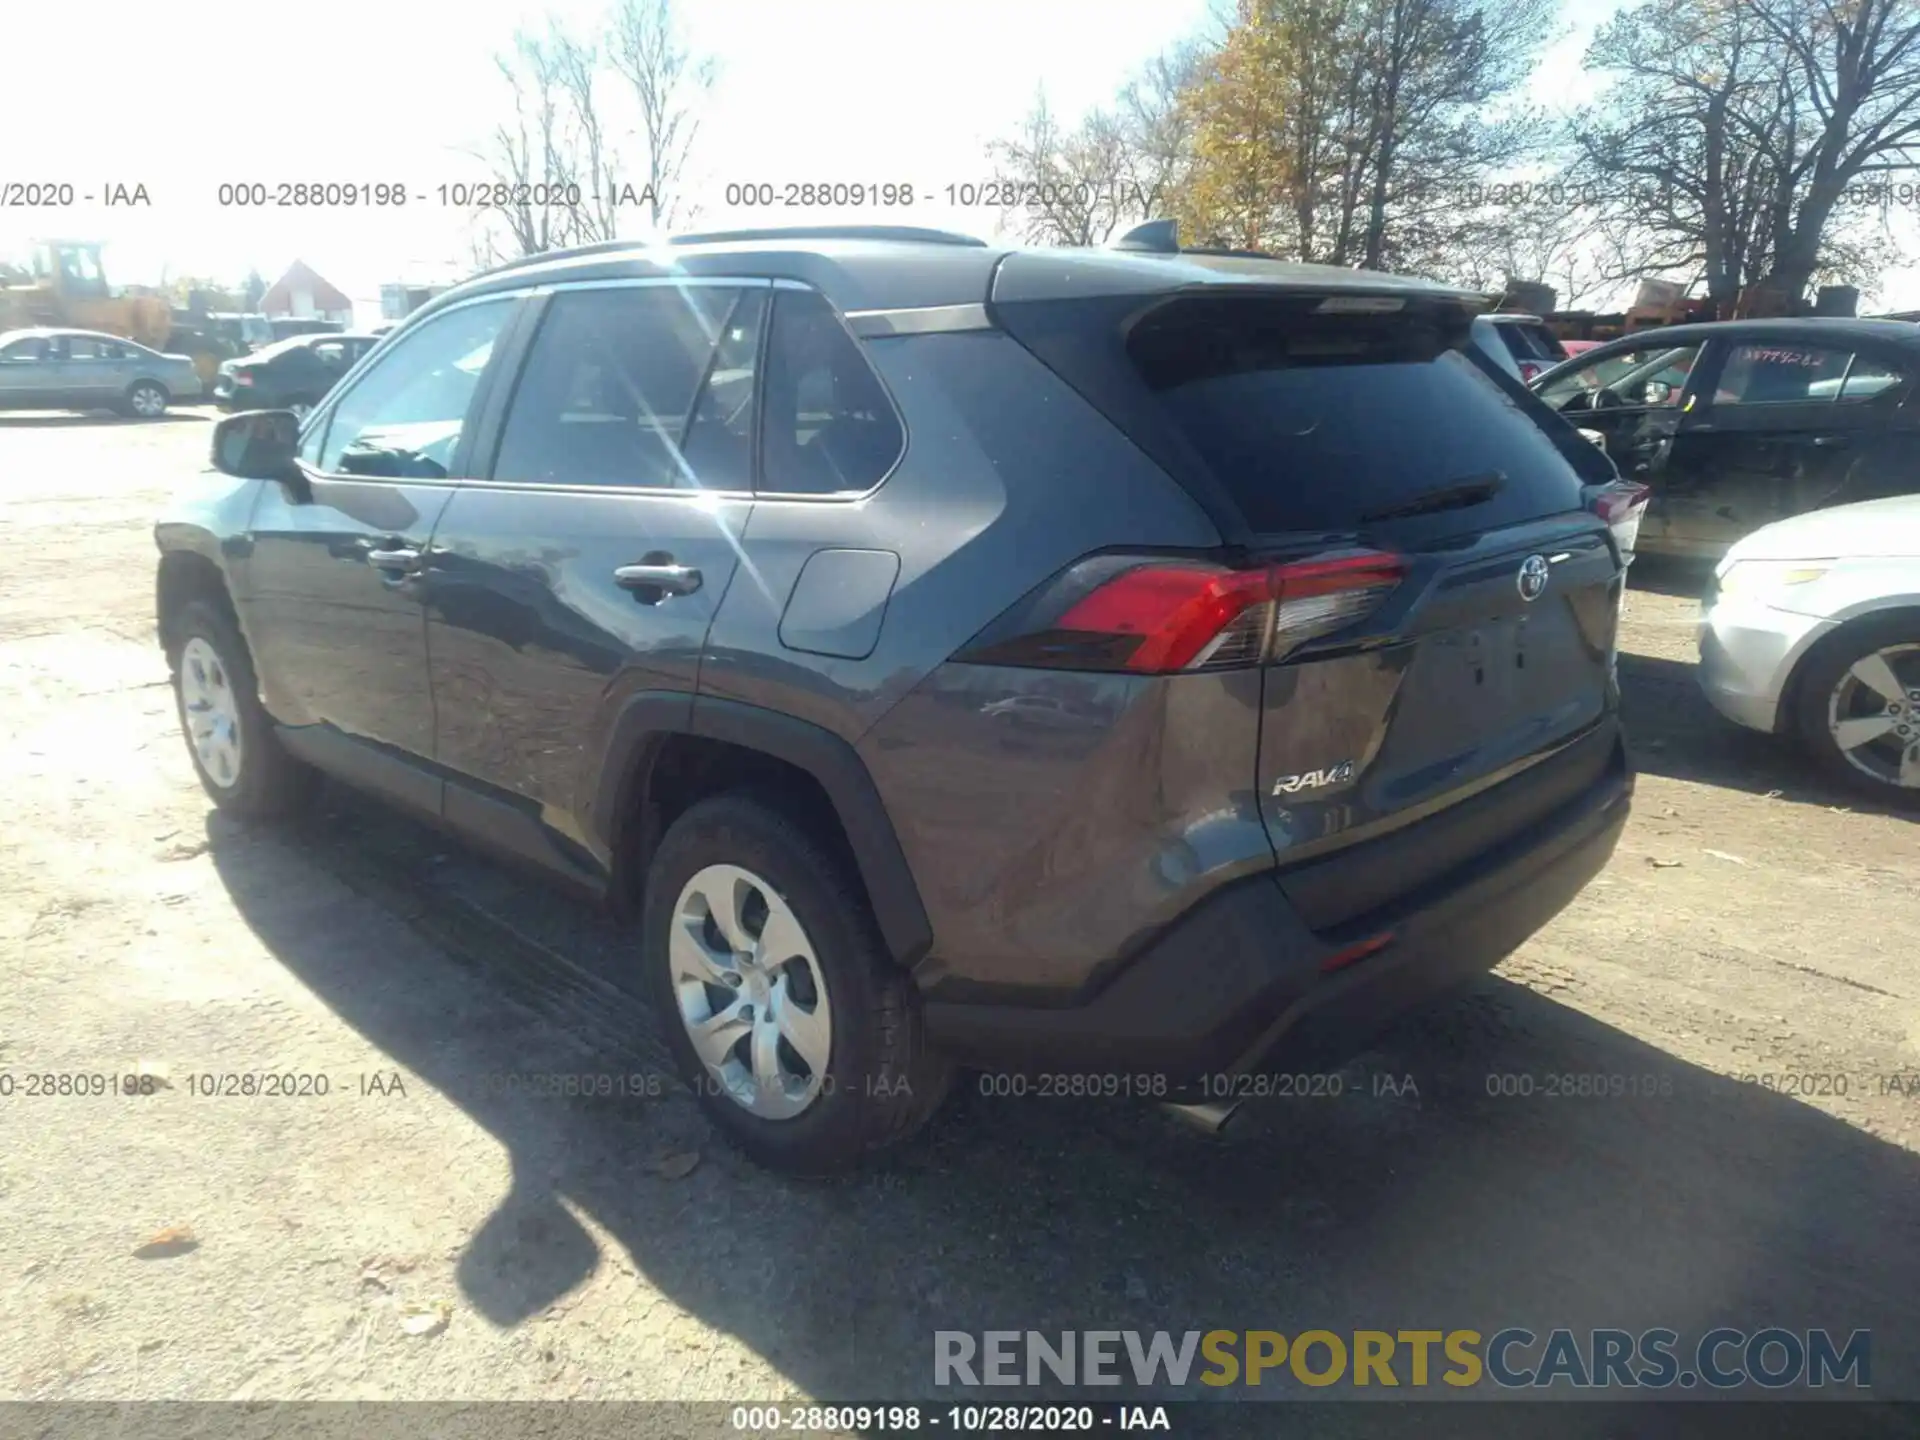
[156,223,1636,1173]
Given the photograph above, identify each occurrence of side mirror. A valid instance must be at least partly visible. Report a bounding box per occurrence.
[1644,380,1673,406]
[212,409,301,483]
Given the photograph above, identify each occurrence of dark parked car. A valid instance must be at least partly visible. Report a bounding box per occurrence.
[1531,318,1920,559]
[1474,311,1571,384]
[267,316,347,342]
[156,224,1634,1172]
[212,333,382,417]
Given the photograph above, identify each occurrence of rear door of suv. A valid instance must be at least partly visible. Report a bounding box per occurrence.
[996,278,1626,933]
[420,279,763,855]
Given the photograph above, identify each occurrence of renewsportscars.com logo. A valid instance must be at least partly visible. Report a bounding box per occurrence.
[933,1328,1871,1391]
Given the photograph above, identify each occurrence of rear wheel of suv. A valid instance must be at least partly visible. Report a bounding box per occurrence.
[168,599,317,817]
[640,794,952,1173]
[1794,613,1920,808]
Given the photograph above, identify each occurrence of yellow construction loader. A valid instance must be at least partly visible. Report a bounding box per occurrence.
[0,240,174,349]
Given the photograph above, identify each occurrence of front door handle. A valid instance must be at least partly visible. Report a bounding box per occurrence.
[366,546,421,573]
[614,562,703,597]
[1807,434,1850,449]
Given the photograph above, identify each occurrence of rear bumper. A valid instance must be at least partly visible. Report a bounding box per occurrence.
[920,739,1632,1087]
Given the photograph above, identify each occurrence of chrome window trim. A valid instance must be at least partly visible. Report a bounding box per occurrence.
[844,303,993,338]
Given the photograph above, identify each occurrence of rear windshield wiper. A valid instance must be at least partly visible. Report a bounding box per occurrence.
[1359,471,1506,523]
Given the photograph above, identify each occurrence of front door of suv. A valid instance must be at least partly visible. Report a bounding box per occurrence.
[241,296,519,804]
[421,280,763,856]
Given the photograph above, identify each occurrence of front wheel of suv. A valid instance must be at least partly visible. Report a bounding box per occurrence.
[168,599,317,818]
[640,794,953,1173]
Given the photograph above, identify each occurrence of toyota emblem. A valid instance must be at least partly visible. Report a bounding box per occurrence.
[1517,554,1551,602]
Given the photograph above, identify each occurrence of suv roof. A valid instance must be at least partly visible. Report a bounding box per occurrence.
[409,224,1491,329]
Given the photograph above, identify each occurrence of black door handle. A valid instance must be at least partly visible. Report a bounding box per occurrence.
[614,562,703,598]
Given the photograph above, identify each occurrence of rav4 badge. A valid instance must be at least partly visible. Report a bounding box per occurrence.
[1273,760,1356,796]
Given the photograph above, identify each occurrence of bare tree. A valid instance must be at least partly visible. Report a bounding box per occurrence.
[608,0,715,230]
[550,28,623,244]
[474,28,588,261]
[1572,0,1920,312]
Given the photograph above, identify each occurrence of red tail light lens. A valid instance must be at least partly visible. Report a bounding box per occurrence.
[958,550,1405,675]
[1053,565,1273,672]
[1589,481,1651,558]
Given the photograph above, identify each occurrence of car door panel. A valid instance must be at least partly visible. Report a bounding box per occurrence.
[1662,337,1901,555]
[424,281,765,857]
[238,296,521,786]
[0,337,53,406]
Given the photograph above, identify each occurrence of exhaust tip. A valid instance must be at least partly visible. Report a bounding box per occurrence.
[1161,1099,1243,1136]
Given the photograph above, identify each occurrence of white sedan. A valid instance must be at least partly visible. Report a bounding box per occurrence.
[1698,494,1920,804]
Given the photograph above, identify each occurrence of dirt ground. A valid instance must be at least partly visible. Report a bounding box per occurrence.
[2,408,1919,1421]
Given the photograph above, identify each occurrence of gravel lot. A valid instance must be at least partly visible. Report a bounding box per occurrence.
[2,409,1918,1424]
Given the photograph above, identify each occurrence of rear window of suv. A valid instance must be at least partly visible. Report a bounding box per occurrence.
[1125,296,1593,535]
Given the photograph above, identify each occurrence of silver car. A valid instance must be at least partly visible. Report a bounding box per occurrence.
[0,327,204,417]
[1698,493,1920,804]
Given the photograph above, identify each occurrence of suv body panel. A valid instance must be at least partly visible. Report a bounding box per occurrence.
[158,229,1634,1089]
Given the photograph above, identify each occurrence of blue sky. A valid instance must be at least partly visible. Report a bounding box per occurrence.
[6,0,1913,312]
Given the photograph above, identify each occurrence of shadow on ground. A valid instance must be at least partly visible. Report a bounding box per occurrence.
[0,411,209,427]
[1625,555,1715,603]
[1616,650,1906,819]
[203,783,1920,1425]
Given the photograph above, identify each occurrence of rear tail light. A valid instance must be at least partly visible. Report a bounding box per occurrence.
[233,369,255,386]
[956,550,1405,675]
[1589,481,1651,560]
[1517,359,1546,383]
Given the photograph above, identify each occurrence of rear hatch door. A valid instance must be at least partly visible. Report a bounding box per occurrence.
[998,277,1626,931]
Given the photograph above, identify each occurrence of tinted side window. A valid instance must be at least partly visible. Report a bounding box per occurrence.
[1537,345,1701,412]
[1834,355,1906,402]
[1497,322,1564,362]
[1713,343,1852,405]
[317,298,514,479]
[759,289,904,495]
[0,338,48,361]
[493,286,750,489]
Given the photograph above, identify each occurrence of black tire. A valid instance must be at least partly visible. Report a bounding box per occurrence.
[1792,611,1920,809]
[640,794,953,1174]
[122,380,169,418]
[167,598,317,818]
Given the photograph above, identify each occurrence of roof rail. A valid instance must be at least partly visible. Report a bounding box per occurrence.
[471,238,648,281]
[1180,245,1281,260]
[668,225,989,248]
[1109,218,1181,253]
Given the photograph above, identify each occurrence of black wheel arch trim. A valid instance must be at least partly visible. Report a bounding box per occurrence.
[590,691,934,967]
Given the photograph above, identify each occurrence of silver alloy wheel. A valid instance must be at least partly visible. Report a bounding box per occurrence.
[670,863,832,1120]
[130,383,166,416]
[1827,641,1920,790]
[179,637,244,788]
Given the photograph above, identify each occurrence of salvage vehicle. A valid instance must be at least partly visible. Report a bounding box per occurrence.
[156,223,1635,1172]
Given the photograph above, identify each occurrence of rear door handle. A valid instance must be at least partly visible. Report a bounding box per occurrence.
[614,562,703,597]
[366,546,421,573]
